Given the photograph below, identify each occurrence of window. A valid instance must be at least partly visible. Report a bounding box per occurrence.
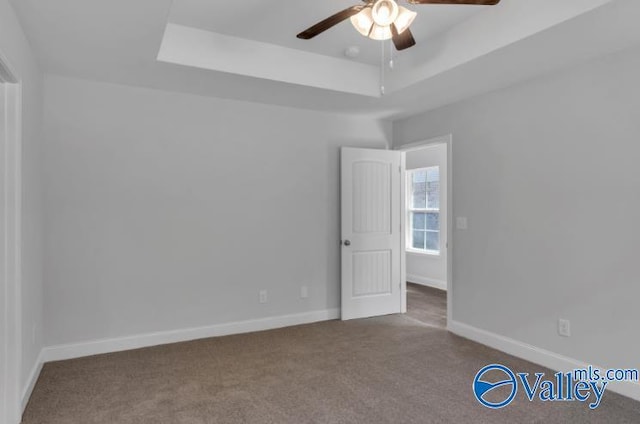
[407,167,440,254]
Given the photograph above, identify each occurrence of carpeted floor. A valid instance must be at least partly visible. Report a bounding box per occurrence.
[406,283,447,328]
[23,289,640,423]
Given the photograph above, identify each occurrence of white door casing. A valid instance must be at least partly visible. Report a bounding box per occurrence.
[341,148,403,320]
[0,55,21,424]
[397,135,453,328]
[0,81,7,424]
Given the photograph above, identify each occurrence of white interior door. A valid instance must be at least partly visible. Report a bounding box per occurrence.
[341,147,403,320]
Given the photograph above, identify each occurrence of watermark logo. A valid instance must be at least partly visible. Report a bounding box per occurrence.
[473,364,639,410]
[473,364,518,409]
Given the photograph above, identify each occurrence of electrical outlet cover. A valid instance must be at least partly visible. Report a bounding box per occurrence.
[259,290,268,304]
[558,319,571,337]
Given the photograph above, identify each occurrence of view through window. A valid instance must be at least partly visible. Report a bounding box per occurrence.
[408,167,440,254]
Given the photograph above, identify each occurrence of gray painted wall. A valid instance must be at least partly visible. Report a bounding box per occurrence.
[0,0,45,400]
[393,45,640,369]
[43,75,390,346]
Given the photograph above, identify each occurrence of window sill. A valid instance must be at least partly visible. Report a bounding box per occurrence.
[406,249,441,257]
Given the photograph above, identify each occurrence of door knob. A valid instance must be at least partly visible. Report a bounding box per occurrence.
[344,240,351,246]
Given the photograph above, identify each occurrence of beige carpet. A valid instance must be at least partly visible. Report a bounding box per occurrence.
[24,295,639,423]
[406,283,447,328]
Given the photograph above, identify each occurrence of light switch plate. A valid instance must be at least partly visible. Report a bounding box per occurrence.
[456,217,468,230]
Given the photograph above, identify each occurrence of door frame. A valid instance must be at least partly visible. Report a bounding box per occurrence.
[395,134,453,328]
[0,50,22,424]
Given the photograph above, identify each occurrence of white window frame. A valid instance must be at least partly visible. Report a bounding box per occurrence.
[406,167,441,256]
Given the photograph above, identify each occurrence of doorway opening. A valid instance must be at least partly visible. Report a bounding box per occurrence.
[398,136,452,329]
[339,137,452,325]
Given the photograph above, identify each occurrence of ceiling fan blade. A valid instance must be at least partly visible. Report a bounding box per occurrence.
[407,0,500,5]
[391,24,416,51]
[297,5,367,40]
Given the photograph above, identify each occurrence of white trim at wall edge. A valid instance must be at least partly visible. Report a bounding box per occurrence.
[407,274,447,291]
[21,350,44,413]
[448,320,640,403]
[42,308,340,363]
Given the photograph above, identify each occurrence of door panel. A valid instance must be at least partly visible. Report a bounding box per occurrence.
[341,148,402,320]
[353,250,391,296]
[352,161,391,234]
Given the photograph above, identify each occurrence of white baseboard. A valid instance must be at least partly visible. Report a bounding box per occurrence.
[448,320,640,403]
[21,350,44,413]
[407,274,447,291]
[43,308,340,363]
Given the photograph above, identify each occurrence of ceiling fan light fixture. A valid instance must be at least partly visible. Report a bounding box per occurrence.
[350,8,374,37]
[394,7,417,34]
[371,0,399,27]
[368,24,393,41]
[297,0,501,51]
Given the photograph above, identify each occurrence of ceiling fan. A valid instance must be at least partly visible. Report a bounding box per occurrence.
[297,0,501,51]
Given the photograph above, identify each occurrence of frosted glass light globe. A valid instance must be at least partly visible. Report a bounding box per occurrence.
[371,0,399,27]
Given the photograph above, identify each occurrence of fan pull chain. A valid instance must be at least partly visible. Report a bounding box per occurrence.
[380,39,385,96]
[389,40,395,70]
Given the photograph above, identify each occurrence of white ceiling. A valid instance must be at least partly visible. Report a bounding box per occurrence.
[9,0,640,118]
[169,0,486,65]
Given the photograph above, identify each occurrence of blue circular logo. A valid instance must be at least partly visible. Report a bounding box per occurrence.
[473,364,518,409]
